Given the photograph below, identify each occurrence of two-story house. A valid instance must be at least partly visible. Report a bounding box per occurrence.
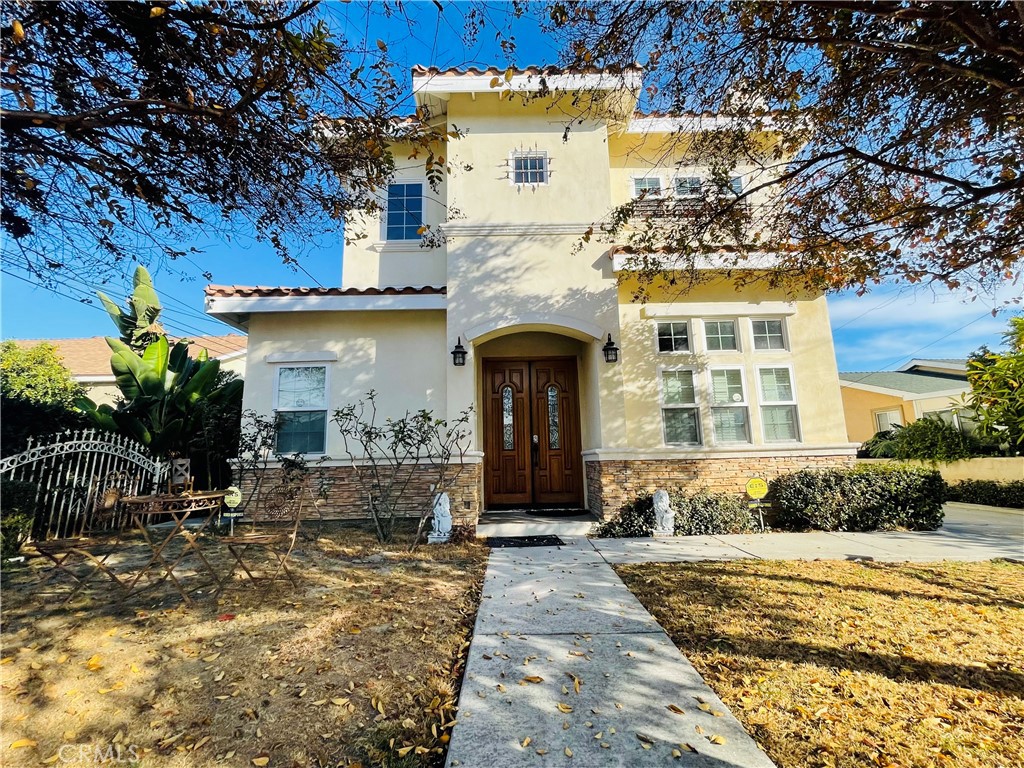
[205,65,856,523]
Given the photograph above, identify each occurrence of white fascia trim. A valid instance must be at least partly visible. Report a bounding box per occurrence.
[581,444,859,461]
[612,251,782,272]
[413,72,642,98]
[205,293,447,315]
[626,116,779,134]
[214,349,247,363]
[896,358,966,373]
[77,375,116,384]
[643,301,796,318]
[465,313,605,343]
[839,380,966,400]
[265,351,339,364]
[442,221,594,236]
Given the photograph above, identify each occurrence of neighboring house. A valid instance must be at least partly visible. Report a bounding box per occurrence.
[12,335,247,406]
[838,359,970,444]
[205,65,855,522]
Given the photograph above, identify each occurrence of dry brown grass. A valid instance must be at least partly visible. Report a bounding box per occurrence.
[1,524,488,767]
[617,559,1024,768]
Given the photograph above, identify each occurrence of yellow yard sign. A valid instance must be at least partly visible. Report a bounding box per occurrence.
[745,477,768,499]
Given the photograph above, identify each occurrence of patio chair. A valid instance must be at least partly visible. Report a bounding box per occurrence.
[34,484,130,600]
[215,482,306,596]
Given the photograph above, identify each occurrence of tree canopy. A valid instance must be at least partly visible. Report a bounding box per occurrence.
[1,0,440,283]
[960,315,1024,452]
[552,1,1023,296]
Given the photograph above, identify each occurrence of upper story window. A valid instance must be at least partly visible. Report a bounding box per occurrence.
[275,365,327,454]
[704,319,738,351]
[385,182,424,241]
[729,176,744,196]
[656,321,689,353]
[511,151,549,185]
[633,177,662,197]
[752,319,787,350]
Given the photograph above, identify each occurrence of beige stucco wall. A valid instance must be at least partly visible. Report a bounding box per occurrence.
[615,276,850,453]
[859,457,1024,483]
[243,310,446,457]
[81,382,121,408]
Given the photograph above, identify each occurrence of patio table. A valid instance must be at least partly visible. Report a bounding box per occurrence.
[121,491,225,604]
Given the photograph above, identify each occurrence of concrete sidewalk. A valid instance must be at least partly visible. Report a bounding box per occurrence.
[446,537,777,767]
[446,506,1021,767]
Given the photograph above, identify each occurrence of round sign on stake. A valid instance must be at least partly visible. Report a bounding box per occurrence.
[223,486,242,508]
[745,477,768,499]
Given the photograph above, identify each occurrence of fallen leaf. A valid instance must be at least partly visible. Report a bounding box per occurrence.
[564,747,573,757]
[556,703,573,713]
[709,735,726,745]
[251,756,270,767]
[10,738,37,749]
[202,653,221,662]
[217,614,236,622]
[667,704,686,715]
[85,655,103,671]
[521,737,531,748]
[522,676,543,684]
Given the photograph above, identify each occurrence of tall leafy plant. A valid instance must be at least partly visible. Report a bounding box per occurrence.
[958,316,1024,453]
[78,270,242,461]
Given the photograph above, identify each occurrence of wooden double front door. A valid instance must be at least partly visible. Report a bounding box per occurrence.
[483,358,583,508]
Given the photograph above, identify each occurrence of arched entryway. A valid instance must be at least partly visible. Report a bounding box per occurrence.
[475,331,590,509]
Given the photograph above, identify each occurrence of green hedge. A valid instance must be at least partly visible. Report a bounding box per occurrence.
[769,464,946,532]
[1,479,38,560]
[593,489,753,538]
[946,480,1024,510]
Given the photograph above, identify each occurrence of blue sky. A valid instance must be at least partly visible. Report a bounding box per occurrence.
[0,1,1017,368]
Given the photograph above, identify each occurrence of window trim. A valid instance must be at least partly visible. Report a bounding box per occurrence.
[750,317,789,352]
[658,365,703,446]
[508,149,550,186]
[873,408,903,433]
[708,366,751,444]
[380,177,427,243]
[702,317,741,353]
[272,362,330,455]
[631,174,663,199]
[755,364,802,443]
[652,318,691,355]
[672,175,703,198]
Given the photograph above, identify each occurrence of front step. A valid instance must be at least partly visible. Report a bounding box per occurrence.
[476,510,599,538]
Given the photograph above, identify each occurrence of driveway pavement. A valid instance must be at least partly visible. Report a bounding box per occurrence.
[445,503,1021,768]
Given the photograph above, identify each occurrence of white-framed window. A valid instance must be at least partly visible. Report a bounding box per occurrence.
[704,319,739,351]
[274,364,328,454]
[729,176,744,196]
[660,368,702,445]
[751,318,787,350]
[674,176,702,197]
[656,321,690,353]
[511,150,549,185]
[384,181,424,241]
[633,176,662,198]
[709,367,750,443]
[757,366,801,442]
[874,409,903,432]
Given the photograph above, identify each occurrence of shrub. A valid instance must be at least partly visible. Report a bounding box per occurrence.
[670,489,753,535]
[770,464,946,532]
[592,489,752,538]
[890,418,981,463]
[860,429,897,459]
[946,480,1024,510]
[1,479,39,559]
[592,495,655,538]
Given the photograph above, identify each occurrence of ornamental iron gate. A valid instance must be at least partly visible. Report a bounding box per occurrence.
[0,429,167,540]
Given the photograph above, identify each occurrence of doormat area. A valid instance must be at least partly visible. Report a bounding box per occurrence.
[485,535,567,548]
[525,509,590,518]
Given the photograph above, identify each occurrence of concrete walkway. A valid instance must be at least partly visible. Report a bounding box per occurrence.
[446,505,1021,767]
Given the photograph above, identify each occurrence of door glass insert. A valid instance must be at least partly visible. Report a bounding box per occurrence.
[501,385,514,450]
[547,385,560,449]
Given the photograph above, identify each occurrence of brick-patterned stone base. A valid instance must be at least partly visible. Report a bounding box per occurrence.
[585,454,856,519]
[240,462,482,526]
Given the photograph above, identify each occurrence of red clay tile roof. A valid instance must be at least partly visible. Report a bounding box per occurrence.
[204,285,446,299]
[12,335,247,377]
[412,64,641,77]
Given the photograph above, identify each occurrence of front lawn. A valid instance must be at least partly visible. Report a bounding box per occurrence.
[1,526,488,767]
[617,560,1024,768]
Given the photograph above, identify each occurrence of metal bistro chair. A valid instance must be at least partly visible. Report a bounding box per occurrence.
[35,475,133,600]
[216,482,305,596]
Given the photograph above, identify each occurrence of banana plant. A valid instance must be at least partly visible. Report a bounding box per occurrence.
[78,335,243,459]
[96,266,165,354]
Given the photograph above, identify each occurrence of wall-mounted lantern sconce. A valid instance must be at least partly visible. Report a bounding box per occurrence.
[602,334,619,363]
[451,337,468,366]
